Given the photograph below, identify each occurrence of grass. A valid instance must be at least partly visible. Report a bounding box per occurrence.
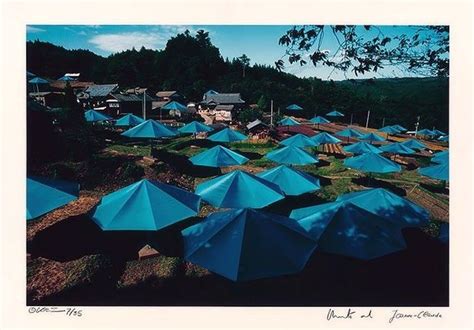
[317,177,354,201]
[106,144,151,157]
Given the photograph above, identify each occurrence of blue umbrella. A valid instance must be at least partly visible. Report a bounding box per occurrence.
[431,129,446,136]
[336,128,364,142]
[115,114,145,127]
[257,165,321,196]
[286,104,303,111]
[278,117,301,126]
[326,110,344,117]
[438,135,449,142]
[343,142,382,154]
[280,133,318,148]
[181,208,317,281]
[266,145,319,166]
[391,124,408,132]
[207,128,248,143]
[121,119,177,139]
[379,125,401,135]
[432,150,449,164]
[379,143,416,155]
[58,75,75,81]
[27,176,79,220]
[359,132,386,143]
[161,101,188,112]
[335,188,430,228]
[311,132,341,145]
[178,121,213,134]
[290,201,407,260]
[28,77,49,93]
[401,139,427,150]
[417,128,435,137]
[195,170,285,208]
[84,109,112,122]
[189,145,249,168]
[418,162,449,181]
[344,152,401,174]
[310,116,330,124]
[90,179,201,231]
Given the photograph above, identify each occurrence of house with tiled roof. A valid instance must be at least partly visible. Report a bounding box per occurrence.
[106,91,154,117]
[78,84,119,109]
[199,91,246,122]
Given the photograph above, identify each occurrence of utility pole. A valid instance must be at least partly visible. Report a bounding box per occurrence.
[270,99,274,127]
[350,113,353,126]
[142,90,146,120]
[415,116,420,137]
[365,110,370,129]
[382,117,385,128]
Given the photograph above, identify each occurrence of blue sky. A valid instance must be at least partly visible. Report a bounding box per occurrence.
[27,25,432,80]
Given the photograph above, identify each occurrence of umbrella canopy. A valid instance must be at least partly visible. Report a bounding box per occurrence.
[161,101,188,112]
[280,133,318,148]
[121,119,177,139]
[265,145,319,166]
[178,121,213,134]
[181,208,317,281]
[311,132,341,144]
[343,152,401,174]
[360,132,386,143]
[431,129,446,136]
[257,165,321,196]
[84,109,112,122]
[115,114,145,127]
[286,104,303,111]
[278,117,301,126]
[335,188,430,228]
[343,142,382,154]
[379,142,416,155]
[417,128,435,136]
[207,128,248,143]
[290,201,407,260]
[438,135,449,142]
[378,125,401,134]
[432,150,449,164]
[28,77,49,84]
[336,128,364,139]
[391,124,408,132]
[401,139,427,150]
[58,75,76,81]
[309,116,330,124]
[27,176,79,220]
[195,170,285,208]
[189,145,249,168]
[418,162,449,181]
[326,110,344,117]
[90,179,201,231]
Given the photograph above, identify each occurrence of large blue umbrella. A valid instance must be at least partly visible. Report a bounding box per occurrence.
[84,109,112,122]
[27,176,79,221]
[290,201,407,260]
[121,119,177,139]
[336,128,364,142]
[418,162,449,181]
[379,125,401,135]
[417,128,435,137]
[401,139,427,150]
[207,128,248,143]
[431,129,446,136]
[344,152,401,174]
[278,117,301,126]
[178,121,213,134]
[432,150,449,164]
[189,145,249,168]
[257,165,321,196]
[379,142,416,155]
[280,133,318,148]
[195,170,285,208]
[335,188,430,228]
[181,208,317,281]
[343,142,382,154]
[310,116,330,124]
[29,77,49,93]
[58,75,75,81]
[265,145,319,166]
[286,104,303,111]
[326,110,344,117]
[161,101,188,112]
[90,179,201,231]
[359,132,386,143]
[391,124,408,133]
[438,135,449,142]
[311,132,341,145]
[115,114,145,127]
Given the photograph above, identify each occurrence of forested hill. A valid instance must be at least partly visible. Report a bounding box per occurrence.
[27,33,448,131]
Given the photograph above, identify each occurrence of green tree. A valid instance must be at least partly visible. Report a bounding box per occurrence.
[237,54,250,78]
[62,82,84,128]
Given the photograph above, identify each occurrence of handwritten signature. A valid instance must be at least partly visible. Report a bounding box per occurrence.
[327,308,373,320]
[326,308,442,323]
[388,309,442,323]
[28,307,83,317]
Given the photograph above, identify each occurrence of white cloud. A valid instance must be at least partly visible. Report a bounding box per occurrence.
[27,26,45,33]
[88,25,211,54]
